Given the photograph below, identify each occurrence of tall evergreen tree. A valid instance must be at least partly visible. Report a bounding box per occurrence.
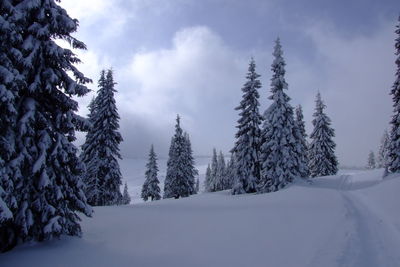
[377,130,390,168]
[367,151,376,169]
[121,182,131,205]
[163,116,192,199]
[295,105,309,178]
[308,92,339,177]
[142,145,161,201]
[0,0,21,251]
[0,0,93,251]
[259,39,298,192]
[183,132,198,195]
[232,58,263,194]
[88,69,123,206]
[388,16,400,173]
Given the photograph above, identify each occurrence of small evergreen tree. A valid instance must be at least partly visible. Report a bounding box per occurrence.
[308,92,339,177]
[142,145,161,201]
[122,182,131,205]
[215,151,226,191]
[163,116,192,199]
[204,164,212,192]
[183,132,198,195]
[388,15,400,173]
[367,151,376,169]
[295,105,309,178]
[209,148,218,192]
[195,178,200,193]
[224,153,237,190]
[259,39,298,192]
[80,96,99,204]
[232,58,263,194]
[377,130,390,168]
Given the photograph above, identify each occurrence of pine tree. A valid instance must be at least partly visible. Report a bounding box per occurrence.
[209,148,218,192]
[195,178,200,193]
[87,69,123,206]
[308,92,339,177]
[142,145,161,201]
[163,116,192,199]
[224,153,237,190]
[0,0,23,251]
[215,151,226,191]
[80,96,99,205]
[0,0,93,250]
[259,39,299,192]
[232,58,263,194]
[204,164,212,192]
[377,130,390,168]
[388,16,400,173]
[367,151,376,169]
[121,182,131,205]
[295,105,309,178]
[183,132,198,195]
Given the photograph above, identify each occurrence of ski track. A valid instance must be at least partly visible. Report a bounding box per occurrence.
[315,174,400,267]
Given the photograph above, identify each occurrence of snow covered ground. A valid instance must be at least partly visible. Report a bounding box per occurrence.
[1,169,400,267]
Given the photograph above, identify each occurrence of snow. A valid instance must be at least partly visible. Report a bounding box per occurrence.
[1,168,400,267]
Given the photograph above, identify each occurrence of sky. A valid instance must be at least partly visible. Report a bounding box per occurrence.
[59,0,399,167]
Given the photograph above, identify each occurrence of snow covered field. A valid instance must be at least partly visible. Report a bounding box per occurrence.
[1,169,399,267]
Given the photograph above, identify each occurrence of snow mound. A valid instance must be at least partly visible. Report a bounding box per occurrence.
[1,170,399,267]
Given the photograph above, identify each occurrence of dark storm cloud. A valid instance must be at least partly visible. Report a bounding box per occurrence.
[62,0,399,166]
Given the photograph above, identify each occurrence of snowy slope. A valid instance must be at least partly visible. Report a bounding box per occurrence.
[1,169,399,267]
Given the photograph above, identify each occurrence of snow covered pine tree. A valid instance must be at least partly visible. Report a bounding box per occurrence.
[295,105,309,178]
[122,182,131,205]
[388,15,400,173]
[183,132,198,195]
[232,58,263,194]
[84,69,123,206]
[259,39,299,192]
[163,116,194,199]
[377,130,390,168]
[308,92,339,177]
[367,151,376,169]
[204,164,212,192]
[142,145,161,201]
[0,0,93,251]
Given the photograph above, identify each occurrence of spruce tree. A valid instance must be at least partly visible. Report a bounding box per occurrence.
[232,58,263,194]
[163,116,192,199]
[259,39,298,192]
[295,105,309,178]
[0,0,24,251]
[210,148,218,192]
[121,182,131,205]
[195,178,200,193]
[0,0,93,249]
[377,130,390,168]
[142,145,161,201]
[88,69,123,206]
[183,132,198,195]
[204,164,212,192]
[367,151,376,169]
[224,153,237,190]
[215,151,226,191]
[308,92,339,177]
[388,16,400,173]
[80,96,99,204]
